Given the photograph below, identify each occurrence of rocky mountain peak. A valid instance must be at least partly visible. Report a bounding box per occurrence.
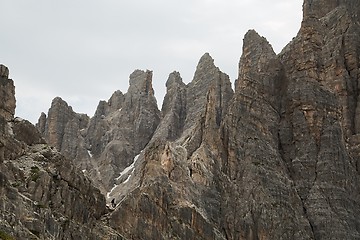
[198,52,214,66]
[93,90,124,118]
[165,71,185,89]
[4,1,360,239]
[0,68,123,239]
[242,29,275,55]
[0,64,15,121]
[0,64,9,78]
[42,97,76,151]
[162,71,186,115]
[236,29,278,94]
[37,69,162,193]
[108,90,124,109]
[51,96,73,111]
[128,69,154,96]
[191,52,217,85]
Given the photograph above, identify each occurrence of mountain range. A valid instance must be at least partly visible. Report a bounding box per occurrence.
[1,0,360,239]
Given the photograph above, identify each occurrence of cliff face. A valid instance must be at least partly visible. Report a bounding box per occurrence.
[3,0,360,239]
[38,70,161,193]
[0,66,123,239]
[277,2,360,238]
[0,65,15,122]
[106,1,360,238]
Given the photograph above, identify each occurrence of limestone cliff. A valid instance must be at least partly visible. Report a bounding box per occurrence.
[0,65,15,122]
[37,70,161,193]
[0,66,123,239]
[4,0,360,239]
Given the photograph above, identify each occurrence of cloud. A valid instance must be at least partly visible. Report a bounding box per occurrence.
[1,1,303,123]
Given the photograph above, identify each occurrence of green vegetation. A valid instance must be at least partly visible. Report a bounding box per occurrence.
[0,230,15,240]
[11,181,22,188]
[30,166,40,182]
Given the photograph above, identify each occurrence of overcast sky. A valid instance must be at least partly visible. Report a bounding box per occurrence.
[1,1,303,124]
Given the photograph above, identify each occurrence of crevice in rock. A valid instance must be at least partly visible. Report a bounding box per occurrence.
[302,204,316,238]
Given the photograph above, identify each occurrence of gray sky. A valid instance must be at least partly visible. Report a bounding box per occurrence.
[1,1,303,124]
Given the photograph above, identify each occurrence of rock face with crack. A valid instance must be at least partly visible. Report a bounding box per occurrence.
[0,65,15,122]
[9,0,359,239]
[0,65,124,239]
[37,70,161,193]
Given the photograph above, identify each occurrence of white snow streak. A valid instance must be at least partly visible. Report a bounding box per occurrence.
[106,152,141,199]
[106,183,119,199]
[115,154,140,180]
[123,174,132,184]
[87,150,93,158]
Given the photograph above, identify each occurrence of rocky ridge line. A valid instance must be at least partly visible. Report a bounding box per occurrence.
[0,65,123,240]
[2,0,360,239]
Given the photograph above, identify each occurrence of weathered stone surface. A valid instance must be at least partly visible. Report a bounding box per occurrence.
[40,97,89,154]
[178,53,233,157]
[106,2,360,238]
[105,53,233,239]
[0,70,124,239]
[219,30,313,239]
[303,0,360,20]
[83,70,161,191]
[0,64,9,78]
[37,112,47,135]
[20,1,360,239]
[0,64,15,121]
[39,70,161,193]
[0,143,124,239]
[13,117,45,145]
[154,71,187,141]
[277,2,360,238]
[36,97,92,174]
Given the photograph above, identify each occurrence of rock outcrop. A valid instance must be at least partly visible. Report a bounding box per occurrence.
[11,0,360,239]
[38,70,161,192]
[0,64,15,122]
[106,53,234,239]
[0,66,123,239]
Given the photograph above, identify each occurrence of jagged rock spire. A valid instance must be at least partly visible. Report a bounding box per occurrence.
[0,64,15,121]
[0,64,9,78]
[236,29,276,92]
[128,69,155,96]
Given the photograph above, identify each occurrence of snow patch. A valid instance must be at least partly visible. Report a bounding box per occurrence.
[87,150,93,158]
[106,152,142,199]
[115,153,140,180]
[106,183,119,199]
[123,173,132,184]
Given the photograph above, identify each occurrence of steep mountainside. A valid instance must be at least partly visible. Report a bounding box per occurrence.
[0,65,123,239]
[1,0,360,239]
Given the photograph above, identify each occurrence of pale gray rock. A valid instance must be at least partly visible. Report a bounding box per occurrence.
[151,71,187,141]
[0,64,15,121]
[36,97,92,175]
[0,67,124,239]
[25,1,360,239]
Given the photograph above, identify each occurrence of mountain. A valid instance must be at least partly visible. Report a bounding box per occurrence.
[1,0,360,239]
[0,65,124,239]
